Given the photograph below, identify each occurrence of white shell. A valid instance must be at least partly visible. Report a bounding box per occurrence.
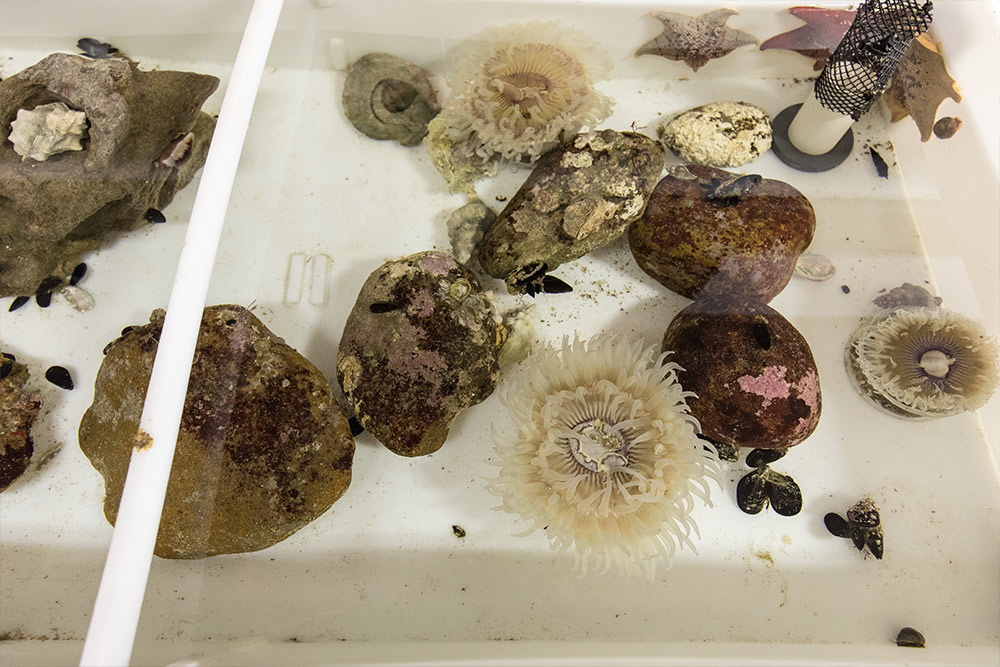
[794,252,836,281]
[58,285,95,312]
[8,102,88,162]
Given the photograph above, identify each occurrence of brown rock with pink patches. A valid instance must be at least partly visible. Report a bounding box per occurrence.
[662,295,821,449]
[338,251,507,457]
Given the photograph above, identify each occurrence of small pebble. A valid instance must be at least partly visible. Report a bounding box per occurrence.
[933,117,961,140]
[69,262,87,286]
[44,366,74,390]
[452,524,466,539]
[8,296,30,312]
[794,253,835,281]
[895,627,926,648]
[841,285,851,294]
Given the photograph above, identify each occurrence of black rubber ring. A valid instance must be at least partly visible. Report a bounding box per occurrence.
[771,103,854,173]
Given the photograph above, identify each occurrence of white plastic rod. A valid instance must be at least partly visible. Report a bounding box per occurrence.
[787,92,855,155]
[79,1,285,665]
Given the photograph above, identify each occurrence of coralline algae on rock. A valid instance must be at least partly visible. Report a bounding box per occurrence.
[477,130,665,280]
[338,251,506,457]
[0,53,218,297]
[1,356,42,492]
[79,305,355,559]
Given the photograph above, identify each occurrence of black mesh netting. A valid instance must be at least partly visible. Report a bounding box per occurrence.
[815,0,934,120]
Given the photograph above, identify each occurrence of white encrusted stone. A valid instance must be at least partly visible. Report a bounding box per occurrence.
[659,101,771,167]
[8,101,88,162]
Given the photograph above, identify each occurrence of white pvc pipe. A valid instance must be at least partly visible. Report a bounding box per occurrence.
[79,1,285,665]
[787,92,855,155]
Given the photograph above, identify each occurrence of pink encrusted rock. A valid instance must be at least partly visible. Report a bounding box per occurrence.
[662,295,821,449]
[337,251,507,457]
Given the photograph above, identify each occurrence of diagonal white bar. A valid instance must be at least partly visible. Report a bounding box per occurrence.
[79,1,285,664]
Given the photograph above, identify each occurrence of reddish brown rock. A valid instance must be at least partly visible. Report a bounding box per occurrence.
[629,165,815,303]
[662,295,821,449]
[1,355,41,491]
[79,305,354,559]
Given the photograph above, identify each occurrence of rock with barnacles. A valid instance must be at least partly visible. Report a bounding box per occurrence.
[342,52,439,147]
[79,305,355,559]
[0,53,218,297]
[477,130,665,280]
[629,164,815,303]
[338,251,506,457]
[662,295,822,450]
[1,354,42,492]
[658,101,772,167]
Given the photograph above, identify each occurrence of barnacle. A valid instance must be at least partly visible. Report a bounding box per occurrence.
[848,306,999,419]
[487,334,723,578]
[441,21,614,163]
[8,101,88,162]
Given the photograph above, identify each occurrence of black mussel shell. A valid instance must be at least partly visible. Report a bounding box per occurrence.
[847,502,880,528]
[824,512,851,538]
[764,470,802,516]
[737,468,768,514]
[895,627,925,648]
[864,526,885,560]
[347,416,365,437]
[45,365,74,390]
[9,295,30,312]
[746,447,786,468]
[698,434,738,461]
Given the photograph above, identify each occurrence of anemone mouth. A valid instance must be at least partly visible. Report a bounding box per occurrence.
[851,306,999,418]
[487,334,724,578]
[442,22,614,162]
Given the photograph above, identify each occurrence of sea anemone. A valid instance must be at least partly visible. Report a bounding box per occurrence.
[848,306,999,419]
[487,334,724,577]
[441,21,614,162]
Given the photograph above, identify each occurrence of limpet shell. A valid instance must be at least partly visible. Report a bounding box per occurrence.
[794,253,835,281]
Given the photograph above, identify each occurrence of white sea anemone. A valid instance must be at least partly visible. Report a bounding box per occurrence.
[850,306,999,419]
[442,21,614,162]
[487,334,724,578]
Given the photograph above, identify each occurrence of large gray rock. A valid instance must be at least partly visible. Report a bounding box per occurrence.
[79,305,355,559]
[0,53,218,297]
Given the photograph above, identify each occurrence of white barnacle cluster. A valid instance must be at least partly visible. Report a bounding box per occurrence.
[441,21,614,163]
[487,334,724,577]
[8,101,88,162]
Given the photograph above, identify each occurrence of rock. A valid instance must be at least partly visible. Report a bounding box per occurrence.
[629,164,815,303]
[338,251,506,457]
[342,53,439,147]
[1,355,41,492]
[659,101,772,167]
[79,305,355,559]
[0,53,218,297]
[477,130,665,280]
[662,295,821,449]
[447,198,496,264]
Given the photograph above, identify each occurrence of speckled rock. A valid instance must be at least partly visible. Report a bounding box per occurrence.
[79,305,355,559]
[338,251,506,457]
[629,164,815,303]
[659,101,771,167]
[1,356,41,492]
[0,53,218,297]
[662,296,821,449]
[477,130,665,279]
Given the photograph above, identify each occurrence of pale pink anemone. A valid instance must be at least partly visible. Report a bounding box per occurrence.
[487,334,724,578]
[442,22,614,162]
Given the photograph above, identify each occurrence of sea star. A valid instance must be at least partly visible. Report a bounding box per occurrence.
[759,6,856,71]
[883,34,962,142]
[636,8,758,72]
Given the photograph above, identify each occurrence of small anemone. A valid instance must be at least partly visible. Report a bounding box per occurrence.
[442,21,614,162]
[487,334,724,578]
[849,306,999,419]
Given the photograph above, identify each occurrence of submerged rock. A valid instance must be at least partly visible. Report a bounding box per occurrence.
[79,305,355,559]
[662,295,821,450]
[629,164,815,303]
[0,53,218,297]
[338,251,506,457]
[477,130,665,280]
[1,355,41,492]
[658,101,772,167]
[342,52,439,147]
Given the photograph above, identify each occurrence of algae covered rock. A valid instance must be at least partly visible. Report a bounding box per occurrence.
[338,251,506,457]
[662,295,821,450]
[0,53,218,297]
[477,130,665,280]
[79,305,355,559]
[1,355,41,492]
[629,164,815,304]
